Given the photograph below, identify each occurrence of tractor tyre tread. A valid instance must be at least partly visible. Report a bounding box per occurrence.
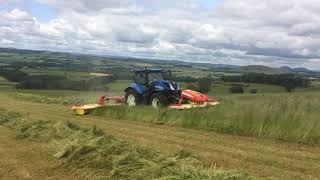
[150,93,169,108]
[125,89,141,106]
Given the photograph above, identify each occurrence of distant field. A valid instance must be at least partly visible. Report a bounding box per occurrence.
[312,80,320,85]
[296,80,320,92]
[0,76,15,91]
[180,81,286,95]
[3,80,289,98]
[0,76,8,83]
[23,67,91,80]
[213,72,243,76]
[172,67,212,78]
[209,82,286,94]
[106,80,131,93]
[15,90,116,103]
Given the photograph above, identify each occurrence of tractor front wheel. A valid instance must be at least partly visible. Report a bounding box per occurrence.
[150,93,168,109]
[125,90,140,107]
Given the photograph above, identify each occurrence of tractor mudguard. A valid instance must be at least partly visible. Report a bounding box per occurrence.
[124,83,144,95]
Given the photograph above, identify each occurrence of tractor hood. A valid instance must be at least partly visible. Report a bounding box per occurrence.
[154,80,180,91]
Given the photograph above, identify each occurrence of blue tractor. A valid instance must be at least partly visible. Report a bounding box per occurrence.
[124,68,181,108]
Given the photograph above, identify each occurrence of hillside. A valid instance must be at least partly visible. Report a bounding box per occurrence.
[237,65,289,74]
[1,48,316,76]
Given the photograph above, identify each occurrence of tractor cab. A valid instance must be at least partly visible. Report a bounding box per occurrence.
[124,68,181,108]
[134,68,174,86]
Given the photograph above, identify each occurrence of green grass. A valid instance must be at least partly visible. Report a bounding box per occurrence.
[16,89,111,98]
[10,92,85,105]
[0,76,16,91]
[296,80,320,92]
[11,89,320,144]
[93,92,320,144]
[0,109,251,179]
[9,91,121,106]
[107,80,131,92]
[208,82,286,94]
[172,67,212,78]
[179,82,286,95]
[0,76,8,83]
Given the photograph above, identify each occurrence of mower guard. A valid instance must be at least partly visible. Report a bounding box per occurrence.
[169,101,220,110]
[169,89,220,110]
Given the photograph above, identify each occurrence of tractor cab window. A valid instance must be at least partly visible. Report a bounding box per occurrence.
[135,72,147,85]
[162,71,173,81]
[148,72,163,81]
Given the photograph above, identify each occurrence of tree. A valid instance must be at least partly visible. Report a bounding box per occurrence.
[197,76,213,93]
[250,89,258,94]
[222,73,310,92]
[230,85,244,93]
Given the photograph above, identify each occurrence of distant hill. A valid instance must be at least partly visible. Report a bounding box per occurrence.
[237,65,289,74]
[0,47,318,76]
[280,66,317,74]
[208,65,289,74]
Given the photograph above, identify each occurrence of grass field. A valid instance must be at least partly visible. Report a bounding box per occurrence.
[296,80,320,92]
[15,89,110,97]
[209,82,286,94]
[8,89,320,144]
[172,67,213,78]
[0,76,16,91]
[106,80,131,92]
[8,84,320,144]
[1,109,250,179]
[0,92,319,179]
[92,92,320,144]
[106,80,249,94]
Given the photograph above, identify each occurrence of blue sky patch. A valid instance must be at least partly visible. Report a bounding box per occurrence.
[198,0,221,7]
[1,0,57,22]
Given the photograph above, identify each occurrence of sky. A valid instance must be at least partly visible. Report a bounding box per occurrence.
[1,0,320,69]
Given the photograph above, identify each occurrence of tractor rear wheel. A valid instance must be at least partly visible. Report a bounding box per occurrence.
[125,89,140,107]
[150,93,168,109]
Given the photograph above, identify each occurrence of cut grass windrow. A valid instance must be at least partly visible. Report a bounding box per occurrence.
[0,109,251,179]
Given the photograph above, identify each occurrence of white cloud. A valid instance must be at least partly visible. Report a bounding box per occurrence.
[1,0,320,69]
[37,0,130,12]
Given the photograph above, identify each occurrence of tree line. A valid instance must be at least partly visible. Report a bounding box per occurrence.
[222,73,310,92]
[0,67,115,91]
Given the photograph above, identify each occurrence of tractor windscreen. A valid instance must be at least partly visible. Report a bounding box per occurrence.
[148,72,163,81]
[162,71,173,81]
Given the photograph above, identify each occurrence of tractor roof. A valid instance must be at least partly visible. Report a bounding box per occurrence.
[133,68,164,73]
